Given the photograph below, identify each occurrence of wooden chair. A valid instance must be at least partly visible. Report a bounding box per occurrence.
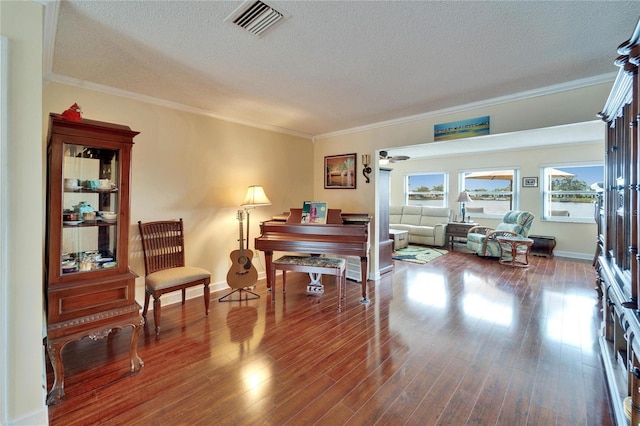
[138,219,211,335]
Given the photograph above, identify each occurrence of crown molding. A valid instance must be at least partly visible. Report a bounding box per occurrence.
[314,73,617,140]
[43,73,315,140]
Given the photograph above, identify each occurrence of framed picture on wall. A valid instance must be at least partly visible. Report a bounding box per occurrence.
[324,153,357,189]
[522,177,538,187]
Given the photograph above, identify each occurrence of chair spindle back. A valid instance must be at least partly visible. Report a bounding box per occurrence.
[138,219,186,276]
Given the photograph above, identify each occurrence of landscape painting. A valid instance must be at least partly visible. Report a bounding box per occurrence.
[325,153,356,189]
[434,116,490,141]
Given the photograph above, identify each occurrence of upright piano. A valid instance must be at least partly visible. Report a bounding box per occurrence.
[254,208,371,302]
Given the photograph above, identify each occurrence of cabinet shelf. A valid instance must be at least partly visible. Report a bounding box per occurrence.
[62,220,117,228]
[64,188,118,193]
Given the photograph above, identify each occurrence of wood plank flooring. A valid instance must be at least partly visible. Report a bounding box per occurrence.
[47,249,613,425]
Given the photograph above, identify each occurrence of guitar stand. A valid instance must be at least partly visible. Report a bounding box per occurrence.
[218,286,260,302]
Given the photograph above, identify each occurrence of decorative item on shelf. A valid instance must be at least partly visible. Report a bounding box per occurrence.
[83,180,100,190]
[362,154,372,183]
[99,211,117,221]
[73,201,93,215]
[64,178,79,190]
[456,191,472,223]
[60,103,82,122]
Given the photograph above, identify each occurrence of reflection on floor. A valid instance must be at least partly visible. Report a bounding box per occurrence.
[48,251,613,425]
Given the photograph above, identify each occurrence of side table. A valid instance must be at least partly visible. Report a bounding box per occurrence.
[497,236,534,267]
[389,229,409,250]
[528,235,556,258]
[446,222,477,250]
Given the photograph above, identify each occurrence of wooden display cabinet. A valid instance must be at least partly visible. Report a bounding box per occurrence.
[44,114,143,405]
[595,17,640,425]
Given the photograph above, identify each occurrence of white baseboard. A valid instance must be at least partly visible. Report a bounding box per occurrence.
[553,250,594,261]
[5,407,48,426]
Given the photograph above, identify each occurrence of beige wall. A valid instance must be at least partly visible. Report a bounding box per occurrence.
[1,1,47,424]
[43,82,314,303]
[386,142,602,258]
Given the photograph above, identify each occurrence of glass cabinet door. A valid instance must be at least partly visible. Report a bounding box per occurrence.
[61,143,120,275]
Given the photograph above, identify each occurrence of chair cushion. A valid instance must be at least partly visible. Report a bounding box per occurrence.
[146,266,210,291]
[273,255,345,268]
[496,223,522,234]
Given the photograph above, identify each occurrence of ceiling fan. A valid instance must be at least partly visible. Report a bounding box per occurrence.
[379,150,410,164]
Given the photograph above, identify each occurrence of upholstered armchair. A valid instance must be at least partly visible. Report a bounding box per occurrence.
[466,211,535,257]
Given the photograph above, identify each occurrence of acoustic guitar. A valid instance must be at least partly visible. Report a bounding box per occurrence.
[226,210,258,289]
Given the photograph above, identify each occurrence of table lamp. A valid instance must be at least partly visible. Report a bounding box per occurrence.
[456,191,472,223]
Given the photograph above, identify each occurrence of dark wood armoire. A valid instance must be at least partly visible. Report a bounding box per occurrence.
[595,17,640,425]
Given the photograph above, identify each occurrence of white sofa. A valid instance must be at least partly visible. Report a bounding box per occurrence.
[389,206,452,247]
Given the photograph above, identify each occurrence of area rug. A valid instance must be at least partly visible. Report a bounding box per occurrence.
[392,245,448,264]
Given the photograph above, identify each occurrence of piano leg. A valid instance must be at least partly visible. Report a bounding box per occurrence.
[265,251,273,291]
[360,257,369,303]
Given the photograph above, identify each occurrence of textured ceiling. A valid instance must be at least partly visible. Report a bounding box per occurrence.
[46,1,639,139]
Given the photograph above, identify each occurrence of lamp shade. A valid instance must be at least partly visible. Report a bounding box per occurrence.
[241,185,272,207]
[456,192,472,203]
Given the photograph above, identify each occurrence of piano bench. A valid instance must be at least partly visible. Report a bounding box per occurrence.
[271,256,347,311]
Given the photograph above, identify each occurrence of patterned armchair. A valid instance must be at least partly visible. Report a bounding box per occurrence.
[466,211,535,257]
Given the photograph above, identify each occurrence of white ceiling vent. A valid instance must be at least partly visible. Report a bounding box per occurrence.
[225,1,288,37]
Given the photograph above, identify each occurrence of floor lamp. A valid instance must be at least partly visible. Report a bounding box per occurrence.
[241,185,272,250]
[219,185,271,302]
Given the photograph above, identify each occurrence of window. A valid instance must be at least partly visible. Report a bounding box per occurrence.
[461,169,518,218]
[405,173,448,207]
[542,164,603,222]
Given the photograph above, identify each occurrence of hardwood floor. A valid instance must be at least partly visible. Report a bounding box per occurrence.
[48,249,613,425]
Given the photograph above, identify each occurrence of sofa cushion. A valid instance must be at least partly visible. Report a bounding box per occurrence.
[400,206,423,226]
[389,224,412,233]
[411,226,436,237]
[389,206,404,225]
[419,207,451,226]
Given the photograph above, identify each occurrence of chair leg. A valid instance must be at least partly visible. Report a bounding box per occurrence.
[142,291,150,318]
[204,283,210,315]
[153,296,161,335]
[181,288,186,305]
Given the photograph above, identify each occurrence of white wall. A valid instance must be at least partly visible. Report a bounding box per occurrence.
[314,83,613,273]
[387,141,602,258]
[0,1,48,425]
